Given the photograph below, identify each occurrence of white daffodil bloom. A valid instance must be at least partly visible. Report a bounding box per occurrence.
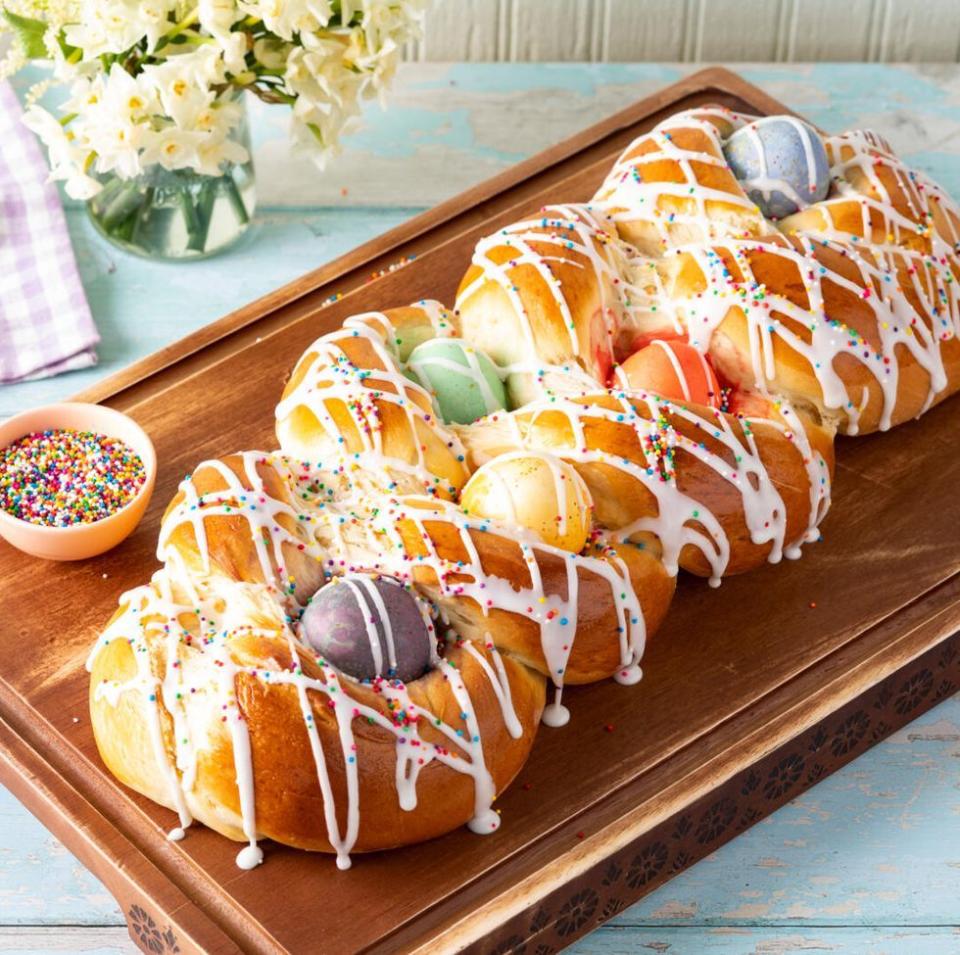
[64,0,174,59]
[194,127,249,175]
[140,126,206,171]
[143,57,216,129]
[21,105,100,199]
[240,0,333,42]
[198,0,241,42]
[14,0,427,188]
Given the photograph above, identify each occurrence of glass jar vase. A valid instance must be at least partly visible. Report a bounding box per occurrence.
[86,99,256,261]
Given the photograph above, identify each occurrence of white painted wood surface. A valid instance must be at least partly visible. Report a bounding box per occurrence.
[416,0,960,63]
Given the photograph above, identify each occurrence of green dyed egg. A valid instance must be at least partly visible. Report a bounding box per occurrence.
[406,338,507,424]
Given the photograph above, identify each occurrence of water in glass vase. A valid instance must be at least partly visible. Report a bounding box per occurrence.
[87,102,256,260]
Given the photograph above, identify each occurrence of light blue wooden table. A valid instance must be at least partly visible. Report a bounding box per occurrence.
[2,63,959,954]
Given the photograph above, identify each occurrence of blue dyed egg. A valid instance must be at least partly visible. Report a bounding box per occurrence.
[299,574,434,684]
[723,116,830,220]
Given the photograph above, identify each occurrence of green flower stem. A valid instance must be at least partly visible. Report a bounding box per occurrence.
[98,180,144,232]
[178,187,204,251]
[130,186,155,245]
[223,174,250,226]
[187,179,218,252]
[112,201,140,244]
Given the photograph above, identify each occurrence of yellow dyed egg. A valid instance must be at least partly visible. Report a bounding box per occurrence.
[460,452,593,552]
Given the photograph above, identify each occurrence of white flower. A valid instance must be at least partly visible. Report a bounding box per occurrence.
[194,127,249,175]
[142,50,218,128]
[78,66,158,178]
[21,105,100,199]
[198,0,240,41]
[239,0,333,41]
[140,126,207,170]
[63,0,175,59]
[9,0,427,191]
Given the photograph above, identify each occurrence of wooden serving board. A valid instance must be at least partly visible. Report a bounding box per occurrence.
[2,67,959,955]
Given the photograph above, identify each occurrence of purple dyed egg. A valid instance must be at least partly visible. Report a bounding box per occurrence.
[299,574,434,684]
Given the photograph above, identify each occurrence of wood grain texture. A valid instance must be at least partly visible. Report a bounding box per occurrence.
[415,0,960,63]
[1,63,960,950]
[6,695,960,954]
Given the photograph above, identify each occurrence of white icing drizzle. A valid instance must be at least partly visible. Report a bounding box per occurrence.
[672,236,956,434]
[477,388,828,585]
[455,203,643,378]
[596,107,960,436]
[340,575,397,677]
[371,494,645,703]
[157,452,327,609]
[103,103,960,875]
[819,129,960,259]
[344,299,458,360]
[650,339,692,400]
[596,107,772,247]
[275,316,467,494]
[87,563,531,871]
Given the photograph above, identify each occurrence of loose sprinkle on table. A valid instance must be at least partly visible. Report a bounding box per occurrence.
[0,429,146,527]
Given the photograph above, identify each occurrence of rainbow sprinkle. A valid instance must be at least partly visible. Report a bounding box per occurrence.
[0,429,146,527]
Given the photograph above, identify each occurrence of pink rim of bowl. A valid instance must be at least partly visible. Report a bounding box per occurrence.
[0,402,157,561]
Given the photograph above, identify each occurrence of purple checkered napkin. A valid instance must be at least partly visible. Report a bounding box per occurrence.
[0,80,97,384]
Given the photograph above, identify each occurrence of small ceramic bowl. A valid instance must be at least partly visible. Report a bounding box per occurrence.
[0,402,156,561]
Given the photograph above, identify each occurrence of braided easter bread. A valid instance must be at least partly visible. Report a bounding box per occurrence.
[595,107,960,434]
[88,452,545,868]
[89,302,674,868]
[89,105,960,871]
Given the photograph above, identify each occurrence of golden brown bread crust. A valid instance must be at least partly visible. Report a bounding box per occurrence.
[159,453,328,606]
[594,108,772,254]
[781,130,960,257]
[454,203,639,405]
[158,453,669,685]
[276,303,469,498]
[597,108,960,435]
[105,419,672,858]
[657,235,960,434]
[92,105,960,868]
[458,392,835,579]
[388,496,674,684]
[90,599,545,854]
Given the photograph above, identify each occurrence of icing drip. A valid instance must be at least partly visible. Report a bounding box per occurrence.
[158,452,328,610]
[596,107,772,247]
[541,686,570,728]
[597,107,960,436]
[275,318,467,494]
[87,567,529,871]
[673,237,956,434]
[483,388,829,583]
[91,388,647,867]
[370,495,645,717]
[455,203,644,374]
[822,129,960,261]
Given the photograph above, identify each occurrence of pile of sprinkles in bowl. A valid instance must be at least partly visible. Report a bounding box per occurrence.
[0,429,146,527]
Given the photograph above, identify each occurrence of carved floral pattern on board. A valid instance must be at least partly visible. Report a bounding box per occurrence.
[472,636,960,955]
[128,905,179,954]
